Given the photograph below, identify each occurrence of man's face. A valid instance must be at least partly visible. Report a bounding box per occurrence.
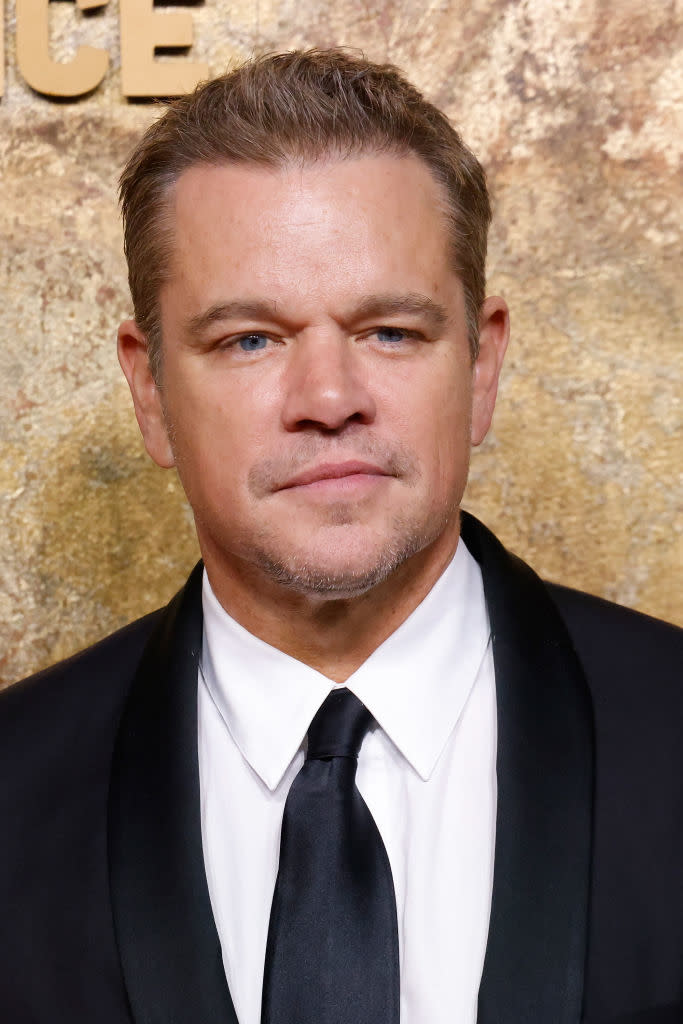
[120,154,507,599]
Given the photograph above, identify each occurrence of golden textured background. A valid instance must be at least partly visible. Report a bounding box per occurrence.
[1,0,681,688]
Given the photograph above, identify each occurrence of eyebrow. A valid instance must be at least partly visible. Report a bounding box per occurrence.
[182,292,451,339]
[183,299,281,339]
[350,293,450,332]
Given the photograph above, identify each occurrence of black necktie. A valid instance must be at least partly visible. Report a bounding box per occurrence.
[261,687,400,1024]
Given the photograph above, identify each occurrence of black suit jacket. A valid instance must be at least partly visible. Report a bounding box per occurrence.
[1,513,681,1024]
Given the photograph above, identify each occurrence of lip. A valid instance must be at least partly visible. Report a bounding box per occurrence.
[279,460,391,490]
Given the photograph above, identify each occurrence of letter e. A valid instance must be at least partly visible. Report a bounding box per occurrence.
[120,0,208,98]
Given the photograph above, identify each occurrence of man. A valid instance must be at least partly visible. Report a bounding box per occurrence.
[0,49,681,1024]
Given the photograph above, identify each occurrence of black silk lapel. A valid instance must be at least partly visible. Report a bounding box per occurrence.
[108,564,238,1024]
[461,513,594,1024]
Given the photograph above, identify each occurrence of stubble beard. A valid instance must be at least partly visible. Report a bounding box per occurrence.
[243,436,461,597]
[168,414,467,598]
[246,498,460,598]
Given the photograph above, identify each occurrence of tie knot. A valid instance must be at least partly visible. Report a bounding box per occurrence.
[306,688,373,760]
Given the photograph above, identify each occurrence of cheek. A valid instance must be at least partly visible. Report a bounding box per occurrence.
[411,371,472,446]
[422,389,473,496]
[182,390,282,511]
[167,367,265,442]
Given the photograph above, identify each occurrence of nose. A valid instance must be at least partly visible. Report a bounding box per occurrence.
[280,334,376,432]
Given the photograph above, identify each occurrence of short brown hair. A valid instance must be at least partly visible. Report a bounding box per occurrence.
[119,49,491,380]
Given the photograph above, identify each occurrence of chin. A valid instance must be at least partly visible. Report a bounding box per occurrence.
[250,525,439,598]
[263,563,396,598]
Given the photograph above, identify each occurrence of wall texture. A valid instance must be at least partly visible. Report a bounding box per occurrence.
[1,0,681,687]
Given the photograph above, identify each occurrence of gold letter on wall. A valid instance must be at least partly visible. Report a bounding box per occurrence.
[16,0,109,97]
[120,0,208,98]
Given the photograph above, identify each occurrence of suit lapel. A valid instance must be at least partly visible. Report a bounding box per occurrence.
[108,563,238,1024]
[461,513,594,1024]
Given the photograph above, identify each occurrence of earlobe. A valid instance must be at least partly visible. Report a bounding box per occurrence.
[117,320,175,469]
[470,296,510,447]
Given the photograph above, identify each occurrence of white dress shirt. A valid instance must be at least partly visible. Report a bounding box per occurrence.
[198,536,497,1024]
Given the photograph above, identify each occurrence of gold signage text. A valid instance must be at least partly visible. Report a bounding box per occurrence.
[1,0,209,99]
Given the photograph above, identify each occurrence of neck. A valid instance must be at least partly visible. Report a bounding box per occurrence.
[201,524,461,682]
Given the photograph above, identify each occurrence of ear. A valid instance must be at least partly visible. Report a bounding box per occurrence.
[117,320,175,469]
[470,296,510,447]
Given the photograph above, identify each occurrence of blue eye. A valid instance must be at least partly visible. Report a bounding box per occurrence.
[376,326,408,344]
[238,333,269,351]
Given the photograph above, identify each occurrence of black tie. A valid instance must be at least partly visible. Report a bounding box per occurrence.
[261,687,400,1024]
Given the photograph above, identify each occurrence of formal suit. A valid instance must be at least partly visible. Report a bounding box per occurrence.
[1,513,681,1023]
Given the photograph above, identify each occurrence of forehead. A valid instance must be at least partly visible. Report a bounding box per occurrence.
[163,153,460,314]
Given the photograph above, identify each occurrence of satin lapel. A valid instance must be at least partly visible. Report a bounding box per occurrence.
[461,513,594,1024]
[108,563,238,1024]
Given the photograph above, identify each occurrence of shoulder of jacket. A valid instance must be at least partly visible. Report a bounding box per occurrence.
[544,580,682,700]
[0,609,163,724]
[546,581,681,640]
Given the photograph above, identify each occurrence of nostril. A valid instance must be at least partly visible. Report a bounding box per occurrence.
[290,411,370,435]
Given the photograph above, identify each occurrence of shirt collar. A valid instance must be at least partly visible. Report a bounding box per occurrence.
[200,536,490,790]
[345,537,490,780]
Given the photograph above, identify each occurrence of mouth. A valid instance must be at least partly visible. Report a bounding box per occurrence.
[278,460,392,491]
